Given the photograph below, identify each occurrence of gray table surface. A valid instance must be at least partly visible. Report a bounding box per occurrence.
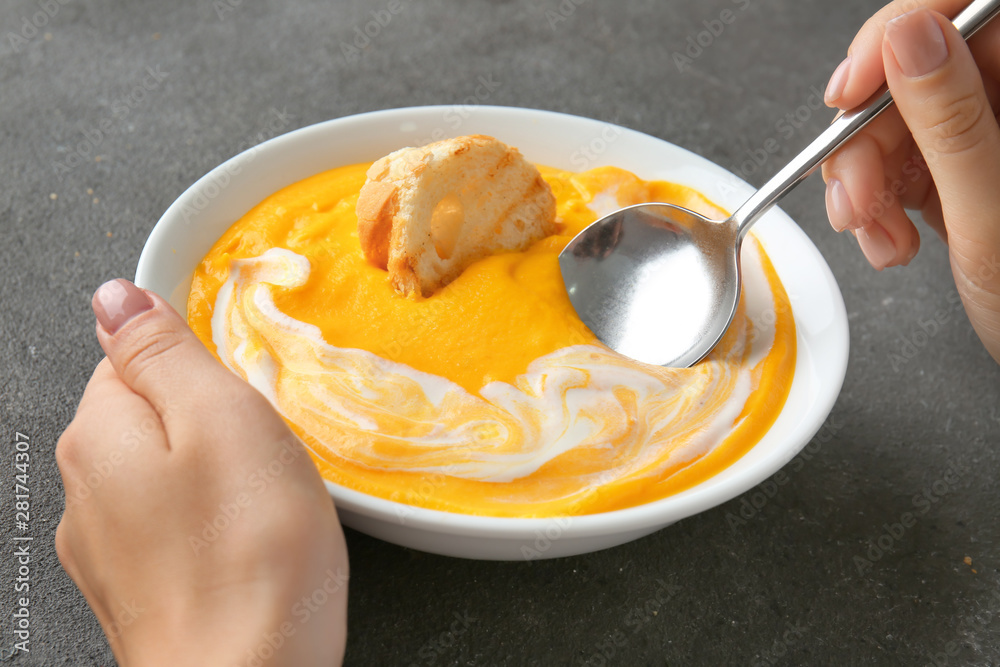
[3,0,1000,664]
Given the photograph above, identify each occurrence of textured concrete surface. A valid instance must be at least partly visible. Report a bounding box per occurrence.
[2,0,999,665]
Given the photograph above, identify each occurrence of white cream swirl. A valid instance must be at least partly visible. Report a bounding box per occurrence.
[210,246,775,486]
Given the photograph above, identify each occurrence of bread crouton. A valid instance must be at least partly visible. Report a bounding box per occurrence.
[356,135,558,297]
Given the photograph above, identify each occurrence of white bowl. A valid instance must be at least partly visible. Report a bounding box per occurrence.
[136,106,849,560]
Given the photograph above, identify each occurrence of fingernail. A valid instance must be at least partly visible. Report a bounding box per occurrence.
[903,238,920,265]
[92,279,153,334]
[825,179,854,232]
[856,224,897,271]
[824,56,852,105]
[886,10,948,77]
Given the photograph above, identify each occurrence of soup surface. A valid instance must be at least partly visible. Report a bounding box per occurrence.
[188,163,796,517]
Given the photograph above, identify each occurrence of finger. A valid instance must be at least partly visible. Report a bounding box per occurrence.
[824,131,923,269]
[885,8,1000,360]
[821,131,881,229]
[820,107,925,228]
[839,101,917,163]
[968,18,1000,85]
[821,92,988,249]
[75,359,161,429]
[868,201,921,269]
[829,6,1000,114]
[57,360,118,489]
[820,102,918,191]
[91,279,237,426]
[920,186,948,242]
[824,0,970,108]
[884,9,1000,258]
[57,404,168,519]
[65,357,169,466]
[880,142,935,213]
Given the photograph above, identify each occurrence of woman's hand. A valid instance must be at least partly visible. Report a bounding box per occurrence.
[56,279,348,667]
[821,1,1000,362]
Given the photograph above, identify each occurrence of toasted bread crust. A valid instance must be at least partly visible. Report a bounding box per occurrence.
[356,179,397,269]
[356,135,558,297]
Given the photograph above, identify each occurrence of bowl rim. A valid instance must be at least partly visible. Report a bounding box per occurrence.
[137,104,850,541]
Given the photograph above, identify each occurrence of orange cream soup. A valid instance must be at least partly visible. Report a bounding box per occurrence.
[188,164,795,517]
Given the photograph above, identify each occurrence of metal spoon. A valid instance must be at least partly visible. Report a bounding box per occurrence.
[559,0,1000,368]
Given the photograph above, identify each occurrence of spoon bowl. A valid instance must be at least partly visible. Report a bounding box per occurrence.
[560,0,1000,368]
[560,205,741,367]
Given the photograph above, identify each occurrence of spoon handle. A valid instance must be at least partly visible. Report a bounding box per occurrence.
[732,0,1000,237]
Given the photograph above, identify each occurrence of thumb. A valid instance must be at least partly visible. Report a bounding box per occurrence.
[883,9,1000,257]
[91,278,233,414]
